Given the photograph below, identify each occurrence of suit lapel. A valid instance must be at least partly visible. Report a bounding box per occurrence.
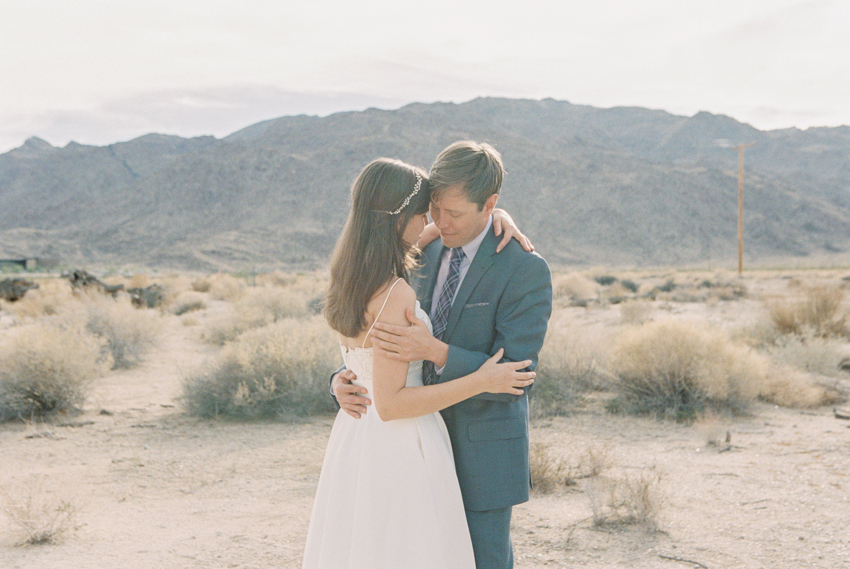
[443,230,497,342]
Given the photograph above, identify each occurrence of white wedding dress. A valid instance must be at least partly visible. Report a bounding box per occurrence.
[302,297,475,569]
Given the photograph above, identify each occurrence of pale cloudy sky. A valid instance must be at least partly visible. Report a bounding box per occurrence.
[1,0,848,153]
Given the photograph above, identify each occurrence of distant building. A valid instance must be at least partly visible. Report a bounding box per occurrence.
[0,258,61,271]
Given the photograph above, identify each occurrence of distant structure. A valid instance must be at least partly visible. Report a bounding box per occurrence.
[0,257,61,271]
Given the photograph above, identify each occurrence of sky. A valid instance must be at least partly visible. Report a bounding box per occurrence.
[1,0,848,153]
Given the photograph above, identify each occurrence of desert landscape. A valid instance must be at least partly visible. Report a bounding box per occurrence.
[1,267,849,569]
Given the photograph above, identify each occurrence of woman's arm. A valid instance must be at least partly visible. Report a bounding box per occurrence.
[371,283,534,422]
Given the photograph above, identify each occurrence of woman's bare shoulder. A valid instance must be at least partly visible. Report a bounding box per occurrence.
[369,279,415,326]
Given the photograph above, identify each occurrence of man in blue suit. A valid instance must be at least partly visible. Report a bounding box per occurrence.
[333,141,552,569]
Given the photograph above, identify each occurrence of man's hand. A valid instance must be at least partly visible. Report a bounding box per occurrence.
[332,369,370,419]
[492,208,534,253]
[371,308,449,367]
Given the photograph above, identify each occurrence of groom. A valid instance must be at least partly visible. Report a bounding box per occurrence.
[333,140,552,569]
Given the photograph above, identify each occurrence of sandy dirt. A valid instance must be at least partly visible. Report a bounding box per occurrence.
[2,273,849,569]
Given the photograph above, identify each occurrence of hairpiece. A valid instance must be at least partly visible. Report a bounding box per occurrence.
[382,172,422,215]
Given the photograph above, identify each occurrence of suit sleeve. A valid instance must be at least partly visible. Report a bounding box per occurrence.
[440,253,552,403]
[328,364,345,409]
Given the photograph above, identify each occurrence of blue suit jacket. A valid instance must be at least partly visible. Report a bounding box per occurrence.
[414,228,552,511]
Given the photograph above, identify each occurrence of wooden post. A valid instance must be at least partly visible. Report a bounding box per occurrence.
[735,143,755,276]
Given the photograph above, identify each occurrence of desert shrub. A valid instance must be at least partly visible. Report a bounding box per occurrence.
[157,275,194,310]
[620,279,638,293]
[0,323,110,421]
[532,322,610,417]
[0,482,77,545]
[610,320,767,419]
[172,291,207,316]
[191,277,212,293]
[761,330,846,377]
[184,316,339,420]
[619,301,653,325]
[207,273,246,301]
[207,285,310,344]
[529,443,572,494]
[256,270,297,287]
[125,273,152,289]
[530,442,611,494]
[71,293,163,369]
[765,285,848,337]
[8,279,75,320]
[594,275,617,286]
[760,365,841,408]
[552,273,598,303]
[586,471,663,530]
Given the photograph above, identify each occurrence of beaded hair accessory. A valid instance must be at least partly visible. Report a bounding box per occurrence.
[381,172,422,215]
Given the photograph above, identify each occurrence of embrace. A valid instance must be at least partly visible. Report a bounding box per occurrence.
[302,141,553,569]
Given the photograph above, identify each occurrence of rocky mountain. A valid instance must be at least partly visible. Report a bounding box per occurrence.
[1,98,848,271]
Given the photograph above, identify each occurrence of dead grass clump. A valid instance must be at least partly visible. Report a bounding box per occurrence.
[529,442,572,494]
[532,322,610,417]
[191,277,212,293]
[157,275,194,310]
[765,285,848,337]
[619,300,653,325]
[610,320,767,419]
[207,285,310,344]
[587,470,663,530]
[760,365,842,408]
[553,273,598,304]
[530,443,611,494]
[172,292,207,316]
[8,279,75,320]
[125,273,152,289]
[183,315,339,420]
[206,273,246,301]
[0,323,110,421]
[761,330,847,378]
[74,294,163,369]
[0,483,76,545]
[256,270,297,288]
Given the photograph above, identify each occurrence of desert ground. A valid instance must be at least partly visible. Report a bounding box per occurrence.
[1,268,849,569]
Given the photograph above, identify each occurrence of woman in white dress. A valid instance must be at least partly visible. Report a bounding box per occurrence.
[302,158,535,569]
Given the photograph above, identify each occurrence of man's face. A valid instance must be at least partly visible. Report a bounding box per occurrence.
[429,185,497,248]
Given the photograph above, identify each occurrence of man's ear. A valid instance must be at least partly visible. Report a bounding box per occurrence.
[482,193,499,215]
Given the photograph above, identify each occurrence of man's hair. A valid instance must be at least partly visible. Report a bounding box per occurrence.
[429,141,504,209]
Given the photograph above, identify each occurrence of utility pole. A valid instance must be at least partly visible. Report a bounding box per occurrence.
[734,142,755,276]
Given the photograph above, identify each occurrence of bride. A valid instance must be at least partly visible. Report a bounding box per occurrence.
[301,158,535,569]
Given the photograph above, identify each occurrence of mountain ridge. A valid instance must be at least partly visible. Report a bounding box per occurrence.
[1,97,848,271]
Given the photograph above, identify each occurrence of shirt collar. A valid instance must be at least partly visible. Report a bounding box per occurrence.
[459,215,492,263]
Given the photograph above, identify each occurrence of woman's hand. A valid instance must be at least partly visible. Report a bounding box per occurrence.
[415,223,441,249]
[476,348,535,395]
[492,208,534,253]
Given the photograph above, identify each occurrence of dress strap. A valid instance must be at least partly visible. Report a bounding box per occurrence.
[363,278,403,348]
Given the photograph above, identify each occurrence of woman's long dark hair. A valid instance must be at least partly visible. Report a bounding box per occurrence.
[324,158,430,338]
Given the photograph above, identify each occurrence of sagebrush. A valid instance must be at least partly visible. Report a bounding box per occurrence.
[207,285,313,345]
[184,316,339,420]
[586,471,664,530]
[610,320,767,419]
[765,285,848,337]
[0,323,110,421]
[0,482,76,546]
[532,321,610,417]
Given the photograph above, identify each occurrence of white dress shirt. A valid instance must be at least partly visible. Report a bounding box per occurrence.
[429,215,493,319]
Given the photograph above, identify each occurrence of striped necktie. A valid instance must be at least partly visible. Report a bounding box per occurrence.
[424,247,464,384]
